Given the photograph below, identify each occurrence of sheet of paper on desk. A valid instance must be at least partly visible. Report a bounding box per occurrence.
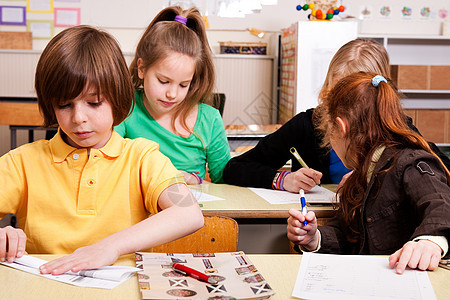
[0,255,140,289]
[189,188,225,202]
[292,252,436,300]
[249,185,335,204]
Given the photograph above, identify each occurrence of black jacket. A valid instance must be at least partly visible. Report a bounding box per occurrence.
[318,147,450,255]
[223,108,450,188]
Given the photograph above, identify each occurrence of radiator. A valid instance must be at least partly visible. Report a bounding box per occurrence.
[213,55,275,126]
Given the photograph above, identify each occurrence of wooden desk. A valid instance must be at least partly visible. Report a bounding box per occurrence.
[0,97,48,149]
[196,183,336,254]
[0,97,42,126]
[226,124,281,140]
[198,183,336,220]
[1,254,448,300]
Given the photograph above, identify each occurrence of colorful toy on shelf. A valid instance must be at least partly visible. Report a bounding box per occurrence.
[296,1,345,21]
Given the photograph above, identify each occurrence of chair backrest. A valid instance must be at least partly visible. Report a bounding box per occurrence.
[152,216,238,253]
[0,214,18,228]
[212,93,226,117]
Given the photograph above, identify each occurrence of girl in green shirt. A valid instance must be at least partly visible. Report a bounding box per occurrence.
[115,6,230,183]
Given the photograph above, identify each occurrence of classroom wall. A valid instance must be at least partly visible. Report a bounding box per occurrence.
[1,0,450,155]
[1,0,449,53]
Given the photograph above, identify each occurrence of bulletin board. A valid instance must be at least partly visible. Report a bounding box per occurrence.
[0,0,161,41]
[278,23,298,124]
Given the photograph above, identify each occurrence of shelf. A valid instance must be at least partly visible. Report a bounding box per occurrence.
[401,99,450,109]
[359,34,450,41]
[358,34,450,66]
[213,54,275,60]
[401,89,450,94]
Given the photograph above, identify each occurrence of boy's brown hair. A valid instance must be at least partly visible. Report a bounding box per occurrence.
[35,25,134,127]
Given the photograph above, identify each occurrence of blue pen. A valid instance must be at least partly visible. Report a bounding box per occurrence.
[300,189,308,225]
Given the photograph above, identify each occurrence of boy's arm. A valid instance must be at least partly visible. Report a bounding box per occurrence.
[39,183,204,275]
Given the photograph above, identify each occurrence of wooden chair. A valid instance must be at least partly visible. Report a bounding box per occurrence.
[152,216,239,253]
[0,214,18,228]
[234,145,255,153]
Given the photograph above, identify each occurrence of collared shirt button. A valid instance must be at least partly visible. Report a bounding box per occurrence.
[73,153,79,159]
[87,179,96,186]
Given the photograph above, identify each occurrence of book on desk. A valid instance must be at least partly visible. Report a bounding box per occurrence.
[136,251,274,300]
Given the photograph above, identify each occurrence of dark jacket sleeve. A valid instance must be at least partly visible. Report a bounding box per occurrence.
[317,214,359,254]
[222,109,331,188]
[406,116,450,170]
[402,152,450,242]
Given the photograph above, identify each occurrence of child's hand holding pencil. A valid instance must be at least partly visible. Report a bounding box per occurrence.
[282,147,322,193]
[287,205,320,251]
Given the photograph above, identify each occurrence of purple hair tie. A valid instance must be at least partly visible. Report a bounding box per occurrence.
[174,15,187,25]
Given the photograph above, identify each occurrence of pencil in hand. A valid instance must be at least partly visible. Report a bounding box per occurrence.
[290,147,309,169]
[290,147,321,185]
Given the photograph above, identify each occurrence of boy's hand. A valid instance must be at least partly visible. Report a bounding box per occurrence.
[283,169,322,193]
[389,240,442,274]
[0,226,27,262]
[287,208,319,251]
[39,242,120,275]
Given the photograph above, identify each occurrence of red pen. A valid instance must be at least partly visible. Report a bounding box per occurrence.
[172,263,218,284]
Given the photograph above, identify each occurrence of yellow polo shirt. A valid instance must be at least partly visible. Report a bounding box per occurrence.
[0,130,184,254]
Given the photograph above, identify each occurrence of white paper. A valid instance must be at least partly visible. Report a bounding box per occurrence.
[55,9,79,26]
[29,21,52,38]
[249,185,335,205]
[1,255,140,289]
[1,7,24,23]
[189,188,225,202]
[292,253,436,300]
[29,0,52,12]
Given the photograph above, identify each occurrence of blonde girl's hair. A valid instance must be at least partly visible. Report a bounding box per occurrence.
[318,38,391,103]
[129,6,215,134]
[321,72,450,234]
[35,25,134,127]
[314,38,392,154]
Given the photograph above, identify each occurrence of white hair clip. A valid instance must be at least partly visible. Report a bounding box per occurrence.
[372,75,387,87]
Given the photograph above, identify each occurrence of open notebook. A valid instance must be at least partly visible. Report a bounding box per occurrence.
[136,251,274,300]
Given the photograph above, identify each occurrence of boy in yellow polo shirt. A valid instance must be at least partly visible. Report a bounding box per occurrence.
[0,25,204,275]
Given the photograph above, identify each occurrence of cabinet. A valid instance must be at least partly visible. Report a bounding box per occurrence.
[359,35,450,144]
[278,21,358,123]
